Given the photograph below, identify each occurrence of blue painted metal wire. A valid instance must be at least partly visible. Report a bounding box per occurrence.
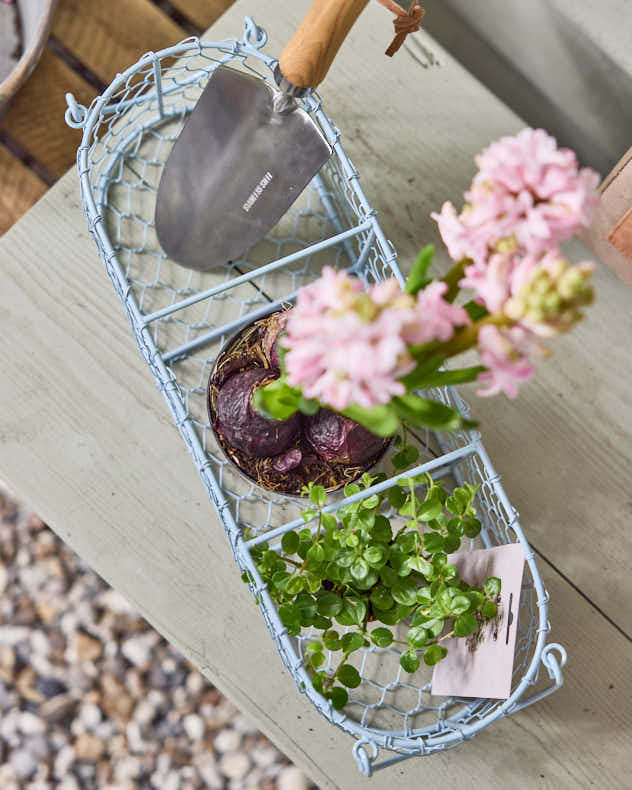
[66,17,566,776]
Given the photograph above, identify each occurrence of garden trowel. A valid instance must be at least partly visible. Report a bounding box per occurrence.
[156,0,369,271]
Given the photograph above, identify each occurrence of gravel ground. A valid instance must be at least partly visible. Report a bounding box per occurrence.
[0,485,316,790]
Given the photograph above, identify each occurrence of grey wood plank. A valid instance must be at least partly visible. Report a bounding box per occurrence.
[0,1,630,785]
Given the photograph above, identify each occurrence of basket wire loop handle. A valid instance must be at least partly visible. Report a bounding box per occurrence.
[65,93,88,129]
[242,16,268,48]
[505,643,567,714]
[353,739,379,776]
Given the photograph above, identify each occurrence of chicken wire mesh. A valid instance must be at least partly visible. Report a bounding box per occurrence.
[65,17,566,776]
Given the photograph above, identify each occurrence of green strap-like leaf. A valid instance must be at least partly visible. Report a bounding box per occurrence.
[411,365,485,390]
[392,394,466,431]
[341,403,400,437]
[399,356,443,390]
[405,244,435,295]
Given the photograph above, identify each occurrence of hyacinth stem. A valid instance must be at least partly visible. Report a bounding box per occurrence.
[412,312,513,362]
[441,258,469,303]
[442,314,512,358]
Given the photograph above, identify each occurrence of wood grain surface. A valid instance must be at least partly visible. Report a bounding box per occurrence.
[0,51,100,178]
[52,0,185,84]
[167,0,235,30]
[0,144,47,234]
[0,0,630,786]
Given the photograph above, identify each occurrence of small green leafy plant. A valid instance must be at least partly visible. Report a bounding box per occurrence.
[246,455,501,711]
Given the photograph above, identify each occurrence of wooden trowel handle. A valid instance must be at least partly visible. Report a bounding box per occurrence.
[278,0,369,89]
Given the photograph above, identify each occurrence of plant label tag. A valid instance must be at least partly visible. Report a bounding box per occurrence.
[431,543,525,700]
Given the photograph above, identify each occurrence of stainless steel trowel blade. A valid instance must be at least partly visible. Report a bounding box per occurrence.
[155,66,332,271]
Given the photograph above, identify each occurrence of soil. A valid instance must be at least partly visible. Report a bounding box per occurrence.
[207,310,391,497]
[0,1,22,86]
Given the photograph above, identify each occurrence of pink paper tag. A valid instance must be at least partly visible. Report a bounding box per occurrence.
[431,543,525,700]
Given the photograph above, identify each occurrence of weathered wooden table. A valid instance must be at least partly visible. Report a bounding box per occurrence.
[1,1,630,787]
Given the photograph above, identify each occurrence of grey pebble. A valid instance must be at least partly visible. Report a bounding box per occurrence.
[10,747,38,779]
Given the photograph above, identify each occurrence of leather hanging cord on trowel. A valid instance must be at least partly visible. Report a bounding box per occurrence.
[376,0,425,56]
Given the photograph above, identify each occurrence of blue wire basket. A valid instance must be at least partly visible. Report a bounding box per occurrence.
[65,17,567,776]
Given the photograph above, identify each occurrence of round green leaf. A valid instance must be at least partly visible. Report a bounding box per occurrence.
[305,573,323,594]
[278,602,300,629]
[447,518,464,537]
[397,531,419,554]
[423,644,448,666]
[454,612,478,637]
[418,496,444,521]
[424,617,445,637]
[443,535,461,554]
[306,543,325,563]
[387,487,407,509]
[317,592,343,617]
[281,531,300,555]
[372,515,393,544]
[481,599,498,619]
[370,628,394,648]
[400,650,421,673]
[312,614,332,630]
[309,485,327,508]
[407,625,428,648]
[423,532,444,553]
[416,586,433,605]
[361,494,380,510]
[450,594,471,615]
[336,597,367,627]
[391,578,418,606]
[272,571,290,590]
[295,593,317,625]
[285,575,305,596]
[343,483,361,497]
[321,513,338,532]
[340,632,365,654]
[323,630,342,651]
[350,558,369,581]
[380,566,399,588]
[353,568,379,590]
[337,664,362,689]
[370,585,394,611]
[463,517,482,538]
[466,590,485,610]
[325,686,349,710]
[407,556,433,576]
[336,550,355,568]
[309,651,325,669]
[364,546,386,567]
[376,608,399,625]
[446,488,469,515]
[484,576,501,597]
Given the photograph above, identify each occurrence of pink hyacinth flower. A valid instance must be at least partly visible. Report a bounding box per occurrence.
[459,253,515,313]
[476,324,535,399]
[432,128,600,266]
[284,268,416,411]
[404,281,470,344]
